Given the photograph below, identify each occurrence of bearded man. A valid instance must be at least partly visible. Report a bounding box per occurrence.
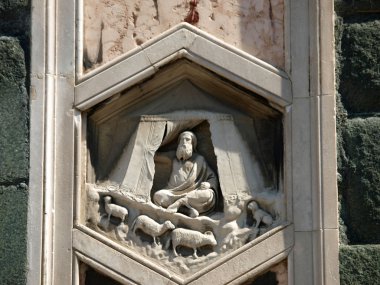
[153,131,218,218]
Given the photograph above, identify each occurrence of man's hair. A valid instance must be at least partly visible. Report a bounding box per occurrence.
[178,131,197,150]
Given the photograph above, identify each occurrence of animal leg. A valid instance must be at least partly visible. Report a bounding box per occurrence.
[173,245,178,256]
[153,236,158,246]
[254,217,262,229]
[193,248,198,258]
[164,238,171,250]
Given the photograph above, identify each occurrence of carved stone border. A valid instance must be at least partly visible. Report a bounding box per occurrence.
[28,0,339,284]
[72,225,293,285]
[74,25,292,110]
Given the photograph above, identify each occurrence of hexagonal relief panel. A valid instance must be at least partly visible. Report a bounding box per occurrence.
[74,59,290,284]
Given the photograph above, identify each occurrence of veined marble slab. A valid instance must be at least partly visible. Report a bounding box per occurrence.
[83,0,284,71]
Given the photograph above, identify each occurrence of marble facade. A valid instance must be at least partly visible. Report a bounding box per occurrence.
[28,0,338,284]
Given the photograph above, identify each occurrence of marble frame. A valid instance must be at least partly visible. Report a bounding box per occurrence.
[28,0,338,284]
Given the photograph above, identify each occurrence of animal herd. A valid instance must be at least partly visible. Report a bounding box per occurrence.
[103,195,274,258]
[104,196,217,258]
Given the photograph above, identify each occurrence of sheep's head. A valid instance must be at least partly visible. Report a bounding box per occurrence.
[164,221,175,230]
[104,196,112,203]
[204,231,217,246]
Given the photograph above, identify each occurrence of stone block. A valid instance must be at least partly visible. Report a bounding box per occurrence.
[340,245,380,285]
[0,0,28,13]
[0,3,30,56]
[335,0,380,16]
[0,37,26,83]
[0,185,28,285]
[341,117,380,244]
[0,37,29,184]
[339,17,380,113]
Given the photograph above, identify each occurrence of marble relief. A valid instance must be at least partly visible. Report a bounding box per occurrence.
[85,111,285,276]
[83,0,284,71]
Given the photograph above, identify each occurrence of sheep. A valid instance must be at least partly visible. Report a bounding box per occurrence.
[169,228,217,258]
[247,200,273,229]
[104,196,129,223]
[132,215,175,245]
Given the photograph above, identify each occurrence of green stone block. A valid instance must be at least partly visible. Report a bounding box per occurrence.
[335,0,380,16]
[342,117,380,243]
[339,17,380,113]
[0,0,28,13]
[0,37,25,83]
[340,245,380,285]
[0,185,28,285]
[0,2,30,54]
[0,37,29,184]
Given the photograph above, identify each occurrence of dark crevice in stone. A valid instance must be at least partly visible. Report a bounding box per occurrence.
[82,265,123,285]
[241,271,278,285]
[0,180,28,188]
[335,0,380,16]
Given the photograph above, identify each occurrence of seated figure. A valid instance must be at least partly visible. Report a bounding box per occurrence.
[153,131,218,217]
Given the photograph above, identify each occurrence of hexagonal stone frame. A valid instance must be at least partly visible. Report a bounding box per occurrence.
[28,0,339,284]
[73,24,293,284]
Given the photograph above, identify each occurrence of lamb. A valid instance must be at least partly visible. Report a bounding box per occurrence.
[104,196,129,223]
[247,200,273,229]
[132,215,175,245]
[169,228,217,258]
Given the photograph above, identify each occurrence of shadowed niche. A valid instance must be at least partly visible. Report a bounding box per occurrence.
[80,263,123,285]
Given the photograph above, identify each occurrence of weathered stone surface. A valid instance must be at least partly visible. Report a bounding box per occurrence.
[0,37,26,83]
[0,5,30,54]
[341,117,380,244]
[0,37,29,184]
[83,0,284,71]
[335,0,380,16]
[0,185,28,285]
[339,17,380,113]
[335,18,349,244]
[340,245,380,285]
[0,4,29,285]
[0,0,28,13]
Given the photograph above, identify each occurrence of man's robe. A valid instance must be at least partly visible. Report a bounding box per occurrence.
[153,152,218,213]
[166,153,218,195]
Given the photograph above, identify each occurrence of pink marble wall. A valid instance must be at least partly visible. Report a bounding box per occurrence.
[83,0,284,71]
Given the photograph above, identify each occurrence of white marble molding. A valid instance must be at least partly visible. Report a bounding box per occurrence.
[28,0,338,284]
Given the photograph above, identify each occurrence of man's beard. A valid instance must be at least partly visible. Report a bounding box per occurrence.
[176,143,193,160]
